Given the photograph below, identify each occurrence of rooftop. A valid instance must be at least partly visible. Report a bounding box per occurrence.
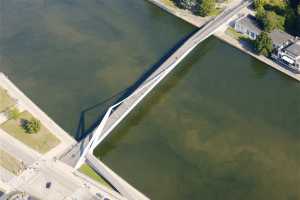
[269,29,294,46]
[285,41,300,57]
[237,15,262,34]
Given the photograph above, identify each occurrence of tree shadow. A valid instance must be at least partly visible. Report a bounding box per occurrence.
[75,28,198,141]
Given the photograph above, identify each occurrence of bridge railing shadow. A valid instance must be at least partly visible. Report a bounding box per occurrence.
[75,27,198,141]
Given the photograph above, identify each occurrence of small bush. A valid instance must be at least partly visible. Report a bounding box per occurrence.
[21,118,41,134]
[7,107,21,120]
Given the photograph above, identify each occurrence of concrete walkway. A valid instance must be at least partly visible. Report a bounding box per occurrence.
[0,166,14,183]
[0,129,40,165]
[8,159,124,200]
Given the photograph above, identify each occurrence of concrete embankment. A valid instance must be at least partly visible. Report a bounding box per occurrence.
[86,154,150,200]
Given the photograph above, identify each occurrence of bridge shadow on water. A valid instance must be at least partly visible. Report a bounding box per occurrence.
[75,28,199,142]
[96,36,216,157]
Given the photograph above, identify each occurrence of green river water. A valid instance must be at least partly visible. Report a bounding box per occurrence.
[1,0,300,199]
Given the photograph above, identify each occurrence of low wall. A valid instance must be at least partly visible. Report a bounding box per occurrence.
[86,154,150,200]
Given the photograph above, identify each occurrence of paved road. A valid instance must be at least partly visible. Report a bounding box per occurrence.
[0,129,40,165]
[8,160,124,200]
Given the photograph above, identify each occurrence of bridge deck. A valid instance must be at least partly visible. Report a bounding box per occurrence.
[61,0,252,169]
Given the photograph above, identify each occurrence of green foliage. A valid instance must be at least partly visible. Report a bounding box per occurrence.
[257,10,284,32]
[171,0,215,16]
[7,107,21,120]
[254,0,266,9]
[254,32,273,56]
[195,0,216,16]
[22,117,41,134]
[254,0,300,35]
[266,11,284,31]
[256,5,266,20]
[172,0,197,10]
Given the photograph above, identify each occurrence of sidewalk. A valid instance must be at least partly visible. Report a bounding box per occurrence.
[0,129,40,165]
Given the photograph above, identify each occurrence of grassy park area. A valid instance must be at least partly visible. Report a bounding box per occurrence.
[0,149,23,175]
[225,27,248,40]
[0,111,60,154]
[0,87,15,113]
[79,164,112,189]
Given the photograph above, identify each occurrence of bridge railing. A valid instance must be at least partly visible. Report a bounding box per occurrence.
[74,0,254,169]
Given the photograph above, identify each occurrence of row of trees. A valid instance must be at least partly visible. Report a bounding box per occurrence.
[172,0,216,16]
[254,0,300,35]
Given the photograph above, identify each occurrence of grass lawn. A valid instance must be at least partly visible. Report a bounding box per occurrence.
[226,27,254,42]
[210,7,223,16]
[79,164,113,190]
[0,111,60,154]
[225,27,246,40]
[0,149,23,175]
[0,87,15,113]
[161,0,176,7]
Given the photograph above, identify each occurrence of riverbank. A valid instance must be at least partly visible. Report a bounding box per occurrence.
[147,0,300,82]
[147,0,211,27]
[214,30,300,81]
[0,73,126,200]
[0,73,76,158]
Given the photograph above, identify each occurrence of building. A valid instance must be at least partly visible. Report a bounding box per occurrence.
[276,41,300,72]
[234,16,294,47]
[234,15,300,72]
[269,29,294,49]
[234,14,261,40]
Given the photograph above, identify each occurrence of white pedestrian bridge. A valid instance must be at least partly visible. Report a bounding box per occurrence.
[60,1,253,199]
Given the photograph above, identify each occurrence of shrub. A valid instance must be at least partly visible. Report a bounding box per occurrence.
[172,0,198,10]
[195,0,216,17]
[7,107,21,120]
[22,118,41,134]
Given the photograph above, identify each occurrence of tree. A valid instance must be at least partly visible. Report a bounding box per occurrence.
[284,7,297,32]
[22,117,41,134]
[172,0,197,10]
[254,0,266,9]
[196,0,216,17]
[297,4,300,35]
[262,11,285,32]
[288,0,300,8]
[254,32,273,56]
[256,5,266,22]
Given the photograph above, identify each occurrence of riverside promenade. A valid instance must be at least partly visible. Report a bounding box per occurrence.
[0,73,126,200]
[0,73,76,158]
